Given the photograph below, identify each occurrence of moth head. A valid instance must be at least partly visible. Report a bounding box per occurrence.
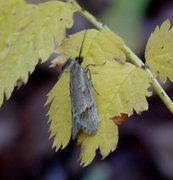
[75,56,84,64]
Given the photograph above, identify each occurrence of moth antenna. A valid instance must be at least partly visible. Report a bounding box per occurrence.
[79,30,87,58]
[76,30,87,64]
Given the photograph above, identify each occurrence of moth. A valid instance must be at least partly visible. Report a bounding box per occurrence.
[62,32,99,139]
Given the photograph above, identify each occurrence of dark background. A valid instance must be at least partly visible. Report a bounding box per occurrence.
[1,0,173,179]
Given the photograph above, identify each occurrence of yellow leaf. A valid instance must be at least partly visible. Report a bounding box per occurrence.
[77,113,118,166]
[48,55,151,165]
[145,20,173,83]
[51,29,125,67]
[77,61,151,166]
[93,61,152,116]
[0,0,24,50]
[0,0,76,106]
[0,0,19,23]
[46,72,72,150]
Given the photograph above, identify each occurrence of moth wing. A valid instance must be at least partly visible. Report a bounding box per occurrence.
[70,62,98,139]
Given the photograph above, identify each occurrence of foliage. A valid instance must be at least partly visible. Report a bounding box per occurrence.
[0,0,173,166]
[145,20,173,83]
[48,29,152,165]
[0,0,76,106]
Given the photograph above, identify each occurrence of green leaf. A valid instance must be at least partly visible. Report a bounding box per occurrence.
[0,0,76,106]
[145,20,173,83]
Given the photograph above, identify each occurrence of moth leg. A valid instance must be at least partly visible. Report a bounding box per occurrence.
[61,58,73,72]
[85,68,100,95]
[84,61,106,95]
[59,68,70,78]
[58,66,70,80]
[84,61,106,70]
[85,68,91,80]
[59,59,72,77]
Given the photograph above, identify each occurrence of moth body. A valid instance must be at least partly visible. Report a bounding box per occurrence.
[70,60,98,139]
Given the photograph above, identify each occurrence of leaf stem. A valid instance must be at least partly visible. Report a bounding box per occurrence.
[67,0,173,113]
[66,0,104,30]
[123,46,173,113]
[146,69,173,113]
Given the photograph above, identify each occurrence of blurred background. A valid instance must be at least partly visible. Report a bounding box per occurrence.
[1,0,173,179]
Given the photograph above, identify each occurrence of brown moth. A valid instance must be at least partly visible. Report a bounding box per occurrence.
[62,31,98,139]
[70,57,98,139]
